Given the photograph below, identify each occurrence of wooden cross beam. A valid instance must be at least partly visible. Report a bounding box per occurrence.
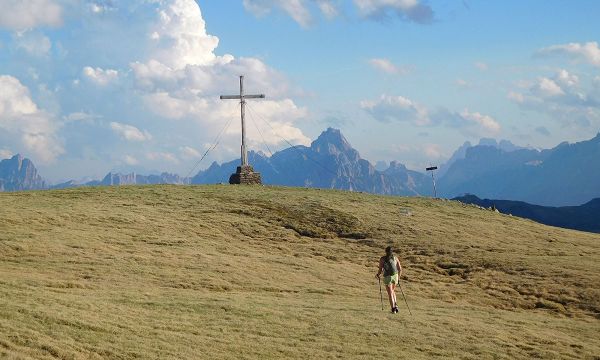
[220,76,265,166]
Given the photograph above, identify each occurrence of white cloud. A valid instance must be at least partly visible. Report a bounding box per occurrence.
[243,0,314,27]
[555,69,579,88]
[537,42,600,67]
[533,77,564,97]
[0,0,63,31]
[361,94,501,137]
[316,0,339,19]
[0,75,63,163]
[82,66,119,86]
[149,0,221,69]
[180,146,201,158]
[508,69,599,128]
[109,122,152,142]
[64,112,97,123]
[368,58,409,75]
[123,155,139,165]
[360,94,430,126]
[354,0,434,24]
[0,149,14,159]
[457,110,501,134]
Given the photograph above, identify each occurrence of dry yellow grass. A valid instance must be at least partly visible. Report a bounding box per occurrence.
[0,185,599,359]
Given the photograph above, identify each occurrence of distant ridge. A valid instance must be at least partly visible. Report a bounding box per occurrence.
[52,172,191,189]
[454,194,600,233]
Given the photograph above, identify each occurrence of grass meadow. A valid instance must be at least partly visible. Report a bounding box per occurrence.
[0,185,599,359]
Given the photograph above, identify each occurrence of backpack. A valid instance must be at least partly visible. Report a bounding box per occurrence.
[382,255,397,276]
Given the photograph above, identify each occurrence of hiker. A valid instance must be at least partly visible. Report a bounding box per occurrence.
[376,246,403,313]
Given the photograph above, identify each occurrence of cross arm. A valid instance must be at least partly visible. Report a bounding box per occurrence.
[244,94,266,99]
[220,95,241,100]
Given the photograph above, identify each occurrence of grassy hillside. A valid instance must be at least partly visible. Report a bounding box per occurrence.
[0,185,599,359]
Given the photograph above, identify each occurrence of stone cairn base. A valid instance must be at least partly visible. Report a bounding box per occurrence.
[229,165,262,185]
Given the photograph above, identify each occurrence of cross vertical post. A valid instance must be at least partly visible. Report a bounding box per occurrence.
[239,75,247,166]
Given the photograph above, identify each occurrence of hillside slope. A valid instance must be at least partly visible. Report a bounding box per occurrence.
[0,185,599,359]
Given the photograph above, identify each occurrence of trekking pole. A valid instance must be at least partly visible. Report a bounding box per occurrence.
[398,280,412,316]
[378,278,383,311]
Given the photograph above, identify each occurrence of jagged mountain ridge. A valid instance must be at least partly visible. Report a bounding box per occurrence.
[440,133,600,206]
[192,128,430,196]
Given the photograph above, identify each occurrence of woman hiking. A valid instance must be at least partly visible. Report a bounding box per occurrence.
[376,246,403,313]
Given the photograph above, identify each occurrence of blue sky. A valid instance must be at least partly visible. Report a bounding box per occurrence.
[0,0,599,182]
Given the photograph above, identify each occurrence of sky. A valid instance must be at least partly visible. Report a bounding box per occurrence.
[0,0,599,182]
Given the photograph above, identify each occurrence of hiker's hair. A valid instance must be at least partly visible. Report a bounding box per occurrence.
[385,246,393,259]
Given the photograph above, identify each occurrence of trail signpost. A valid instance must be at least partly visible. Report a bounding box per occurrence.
[220,76,265,184]
[426,166,438,198]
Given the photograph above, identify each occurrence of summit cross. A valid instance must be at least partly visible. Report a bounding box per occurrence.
[219,75,265,185]
[220,75,265,167]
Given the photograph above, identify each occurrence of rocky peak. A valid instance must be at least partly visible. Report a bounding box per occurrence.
[0,154,46,191]
[383,161,408,175]
[311,128,353,154]
[101,172,137,186]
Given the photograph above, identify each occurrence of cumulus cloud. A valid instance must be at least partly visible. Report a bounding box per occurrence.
[109,122,152,142]
[0,75,63,162]
[131,0,309,148]
[360,94,430,126]
[82,66,119,86]
[0,0,63,31]
[508,69,599,127]
[368,58,409,75]
[537,42,600,67]
[361,94,501,137]
[354,0,434,24]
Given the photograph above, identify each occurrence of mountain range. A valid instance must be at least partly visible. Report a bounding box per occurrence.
[192,128,430,196]
[440,133,600,206]
[1,128,599,208]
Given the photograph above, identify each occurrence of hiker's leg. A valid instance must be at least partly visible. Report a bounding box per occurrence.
[385,285,394,308]
[390,283,397,306]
